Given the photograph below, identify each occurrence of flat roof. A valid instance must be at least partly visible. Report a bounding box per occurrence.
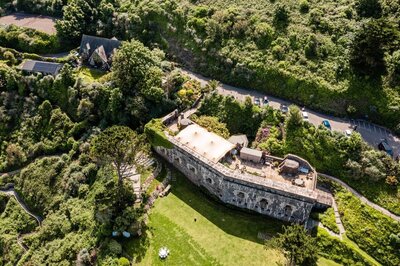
[228,134,249,147]
[240,147,262,157]
[175,124,235,163]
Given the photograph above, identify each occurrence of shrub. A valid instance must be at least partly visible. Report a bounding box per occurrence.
[299,0,310,13]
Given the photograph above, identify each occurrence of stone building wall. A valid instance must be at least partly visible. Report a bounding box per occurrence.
[155,141,319,223]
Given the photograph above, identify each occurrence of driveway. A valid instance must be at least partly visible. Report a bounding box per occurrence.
[0,13,57,35]
[180,68,400,158]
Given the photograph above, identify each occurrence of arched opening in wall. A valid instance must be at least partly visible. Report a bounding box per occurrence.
[259,199,269,211]
[284,205,293,216]
[237,192,245,204]
[206,178,212,184]
[174,156,182,164]
[187,164,197,174]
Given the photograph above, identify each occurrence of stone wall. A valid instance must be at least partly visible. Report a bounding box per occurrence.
[155,141,320,223]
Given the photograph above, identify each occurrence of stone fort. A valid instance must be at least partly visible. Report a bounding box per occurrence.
[156,113,332,223]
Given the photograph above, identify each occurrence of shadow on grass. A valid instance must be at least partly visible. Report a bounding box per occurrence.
[121,225,151,263]
[165,164,286,244]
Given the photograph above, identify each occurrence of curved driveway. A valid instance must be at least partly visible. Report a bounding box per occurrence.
[180,68,400,158]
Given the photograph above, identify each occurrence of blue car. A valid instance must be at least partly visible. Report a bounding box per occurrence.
[378,139,393,157]
[322,120,331,130]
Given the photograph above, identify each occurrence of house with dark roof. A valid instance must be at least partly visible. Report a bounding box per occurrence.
[79,34,121,70]
[21,60,63,76]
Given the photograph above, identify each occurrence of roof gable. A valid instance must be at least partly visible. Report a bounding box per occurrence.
[79,34,121,56]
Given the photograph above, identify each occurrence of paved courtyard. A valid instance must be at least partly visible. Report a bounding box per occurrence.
[0,13,56,34]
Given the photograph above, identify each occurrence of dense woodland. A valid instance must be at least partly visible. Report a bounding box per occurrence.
[0,0,400,265]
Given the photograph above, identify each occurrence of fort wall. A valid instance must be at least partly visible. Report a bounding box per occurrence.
[155,136,330,223]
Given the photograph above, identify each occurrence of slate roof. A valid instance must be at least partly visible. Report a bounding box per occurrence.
[21,60,63,75]
[79,34,121,56]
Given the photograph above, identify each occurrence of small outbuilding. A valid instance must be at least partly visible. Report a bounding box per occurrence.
[279,159,300,175]
[228,134,249,147]
[21,60,63,76]
[239,147,262,163]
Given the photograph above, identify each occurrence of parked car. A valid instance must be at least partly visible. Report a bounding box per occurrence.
[302,111,309,121]
[344,129,352,137]
[263,96,269,105]
[254,97,261,106]
[378,139,393,157]
[322,120,331,130]
[280,104,288,114]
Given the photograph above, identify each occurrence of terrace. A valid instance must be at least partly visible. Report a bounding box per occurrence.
[166,117,319,198]
[222,155,316,191]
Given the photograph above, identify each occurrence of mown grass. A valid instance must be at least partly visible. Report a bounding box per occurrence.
[76,66,109,83]
[123,169,348,265]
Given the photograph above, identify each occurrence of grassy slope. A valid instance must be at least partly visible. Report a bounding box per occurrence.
[335,188,400,265]
[124,170,348,265]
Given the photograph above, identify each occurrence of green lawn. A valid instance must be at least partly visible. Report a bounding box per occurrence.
[123,169,340,265]
[76,66,109,83]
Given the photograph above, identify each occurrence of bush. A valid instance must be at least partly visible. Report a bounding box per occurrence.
[299,0,310,13]
[0,25,61,54]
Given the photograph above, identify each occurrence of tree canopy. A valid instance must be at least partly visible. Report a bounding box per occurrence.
[268,224,319,266]
[90,125,148,186]
[112,40,164,101]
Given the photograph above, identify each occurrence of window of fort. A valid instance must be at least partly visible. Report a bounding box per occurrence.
[284,205,293,216]
[259,199,269,211]
[206,178,212,184]
[174,156,182,164]
[237,192,245,204]
[187,164,197,174]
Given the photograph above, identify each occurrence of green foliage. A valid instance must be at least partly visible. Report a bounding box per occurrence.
[0,25,60,54]
[311,208,339,234]
[112,40,163,100]
[91,125,148,185]
[356,0,382,18]
[334,187,400,265]
[268,224,319,266]
[0,197,37,265]
[191,115,230,138]
[55,0,101,43]
[350,19,400,77]
[315,228,378,266]
[144,119,173,148]
[274,4,290,27]
[197,93,263,137]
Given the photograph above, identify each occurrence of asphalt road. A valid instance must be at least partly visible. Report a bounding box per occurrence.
[180,68,400,158]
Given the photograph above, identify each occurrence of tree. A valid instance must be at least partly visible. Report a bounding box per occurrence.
[386,50,400,87]
[274,4,289,28]
[191,115,230,138]
[268,224,319,266]
[112,40,163,98]
[350,19,399,77]
[55,0,100,43]
[90,126,149,188]
[286,105,303,129]
[355,0,382,18]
